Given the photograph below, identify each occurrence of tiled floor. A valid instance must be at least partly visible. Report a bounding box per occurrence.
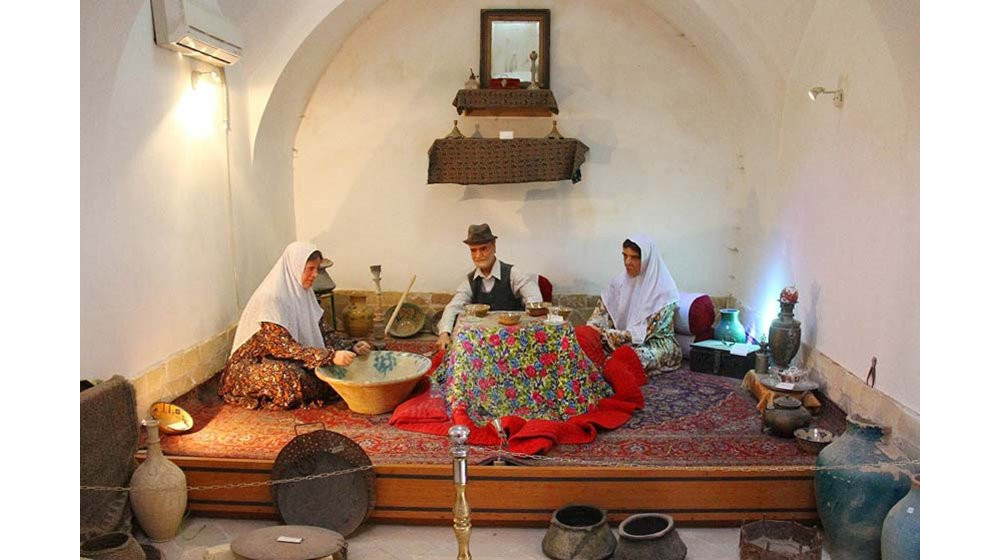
[138,516,832,559]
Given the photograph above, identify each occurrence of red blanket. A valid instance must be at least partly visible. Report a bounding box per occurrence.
[389,326,646,455]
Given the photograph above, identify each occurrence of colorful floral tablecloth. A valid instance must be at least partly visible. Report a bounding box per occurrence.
[432,313,612,423]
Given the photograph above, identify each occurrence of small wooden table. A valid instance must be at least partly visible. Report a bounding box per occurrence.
[742,370,822,413]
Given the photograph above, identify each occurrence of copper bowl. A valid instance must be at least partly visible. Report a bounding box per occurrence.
[463,303,490,318]
[794,427,834,455]
[498,312,522,326]
[525,302,550,317]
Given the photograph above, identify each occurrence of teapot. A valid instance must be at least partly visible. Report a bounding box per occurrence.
[762,396,812,438]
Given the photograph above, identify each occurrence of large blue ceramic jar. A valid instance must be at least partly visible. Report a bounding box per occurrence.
[882,473,920,560]
[815,415,914,560]
[714,308,747,343]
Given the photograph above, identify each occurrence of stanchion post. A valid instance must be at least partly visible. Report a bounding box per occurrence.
[449,424,472,560]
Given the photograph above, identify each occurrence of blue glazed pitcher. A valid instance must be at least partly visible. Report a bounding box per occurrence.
[882,473,920,560]
[815,415,914,560]
[713,308,747,344]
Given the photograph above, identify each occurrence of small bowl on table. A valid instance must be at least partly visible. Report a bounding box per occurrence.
[463,303,490,318]
[549,306,573,321]
[794,427,834,455]
[497,312,522,326]
[525,302,549,317]
[149,402,194,435]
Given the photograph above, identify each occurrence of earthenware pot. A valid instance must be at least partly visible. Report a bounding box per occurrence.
[129,419,187,542]
[882,473,920,560]
[714,308,747,344]
[542,504,617,560]
[768,301,801,368]
[343,295,374,338]
[762,396,811,438]
[79,532,145,560]
[612,513,686,560]
[815,415,913,560]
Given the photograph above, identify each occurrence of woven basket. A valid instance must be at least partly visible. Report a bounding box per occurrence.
[80,533,145,560]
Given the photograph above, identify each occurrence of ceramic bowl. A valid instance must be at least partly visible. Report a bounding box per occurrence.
[382,302,425,338]
[463,303,490,318]
[149,402,194,434]
[525,301,550,317]
[776,366,806,383]
[497,312,522,326]
[316,351,432,415]
[793,427,834,455]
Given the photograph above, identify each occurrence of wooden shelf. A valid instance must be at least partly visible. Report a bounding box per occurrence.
[453,89,559,117]
[462,107,554,117]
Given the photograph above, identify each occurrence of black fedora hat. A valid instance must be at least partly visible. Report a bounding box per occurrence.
[463,223,498,245]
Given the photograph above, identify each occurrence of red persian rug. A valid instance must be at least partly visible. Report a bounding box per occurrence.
[158,335,845,466]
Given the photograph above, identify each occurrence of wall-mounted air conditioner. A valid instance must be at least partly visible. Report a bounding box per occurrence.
[151,0,243,66]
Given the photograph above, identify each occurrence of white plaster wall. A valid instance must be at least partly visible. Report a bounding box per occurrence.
[734,0,919,412]
[81,0,245,379]
[294,0,739,297]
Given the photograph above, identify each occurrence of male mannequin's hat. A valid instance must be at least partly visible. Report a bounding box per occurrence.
[463,223,498,245]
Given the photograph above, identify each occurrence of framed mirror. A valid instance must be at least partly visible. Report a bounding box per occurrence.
[480,9,550,89]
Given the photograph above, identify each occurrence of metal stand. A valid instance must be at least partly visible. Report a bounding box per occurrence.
[370,265,386,350]
[449,425,472,560]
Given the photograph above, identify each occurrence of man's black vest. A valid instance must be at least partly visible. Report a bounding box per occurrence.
[467,260,524,311]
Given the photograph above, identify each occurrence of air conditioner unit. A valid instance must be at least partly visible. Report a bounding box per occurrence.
[152,0,243,66]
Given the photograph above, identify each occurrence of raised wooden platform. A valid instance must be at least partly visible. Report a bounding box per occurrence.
[163,455,817,526]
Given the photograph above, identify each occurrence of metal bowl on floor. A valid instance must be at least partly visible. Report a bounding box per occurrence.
[149,402,193,435]
[316,351,432,415]
[793,427,834,455]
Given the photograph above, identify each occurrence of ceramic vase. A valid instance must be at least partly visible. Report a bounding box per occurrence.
[129,418,187,542]
[612,513,686,560]
[344,295,374,338]
[882,473,920,560]
[542,504,617,560]
[714,308,747,344]
[814,415,913,560]
[768,301,801,368]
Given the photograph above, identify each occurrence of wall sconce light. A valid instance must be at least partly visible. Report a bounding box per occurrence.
[808,86,844,108]
[191,70,222,90]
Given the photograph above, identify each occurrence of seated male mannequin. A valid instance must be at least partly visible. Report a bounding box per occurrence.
[436,223,542,351]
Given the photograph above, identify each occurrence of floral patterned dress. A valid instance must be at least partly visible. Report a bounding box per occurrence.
[430,322,614,424]
[219,322,356,410]
[587,300,682,373]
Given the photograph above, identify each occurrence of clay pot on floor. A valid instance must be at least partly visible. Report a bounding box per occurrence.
[613,513,687,560]
[79,532,145,560]
[542,504,617,560]
[762,396,812,437]
[129,419,188,542]
[882,473,920,560]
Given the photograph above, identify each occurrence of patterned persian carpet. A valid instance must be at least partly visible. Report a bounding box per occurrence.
[159,361,845,467]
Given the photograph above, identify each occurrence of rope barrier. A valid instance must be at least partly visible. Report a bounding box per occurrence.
[80,451,917,493]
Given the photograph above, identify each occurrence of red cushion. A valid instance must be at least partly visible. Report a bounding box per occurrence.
[538,275,553,303]
[687,295,715,336]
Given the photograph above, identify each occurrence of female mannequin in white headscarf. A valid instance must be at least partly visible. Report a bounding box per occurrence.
[586,234,682,373]
[220,242,371,410]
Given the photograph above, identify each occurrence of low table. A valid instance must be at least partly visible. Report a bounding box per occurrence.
[689,340,760,378]
[742,370,822,413]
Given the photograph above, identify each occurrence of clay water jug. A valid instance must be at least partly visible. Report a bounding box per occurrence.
[814,415,912,560]
[882,473,920,560]
[542,504,617,560]
[343,295,374,338]
[129,418,187,542]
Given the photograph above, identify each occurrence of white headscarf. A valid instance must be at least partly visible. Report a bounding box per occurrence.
[600,234,680,345]
[231,241,326,355]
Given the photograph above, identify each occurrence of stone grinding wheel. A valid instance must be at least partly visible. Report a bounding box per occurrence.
[270,425,376,537]
[230,525,347,560]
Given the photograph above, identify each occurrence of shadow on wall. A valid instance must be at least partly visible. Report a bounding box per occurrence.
[800,280,821,364]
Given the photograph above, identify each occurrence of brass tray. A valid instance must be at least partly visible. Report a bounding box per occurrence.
[758,373,820,393]
[271,423,375,537]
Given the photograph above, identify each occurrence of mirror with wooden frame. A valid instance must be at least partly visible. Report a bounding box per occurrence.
[480,9,550,89]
